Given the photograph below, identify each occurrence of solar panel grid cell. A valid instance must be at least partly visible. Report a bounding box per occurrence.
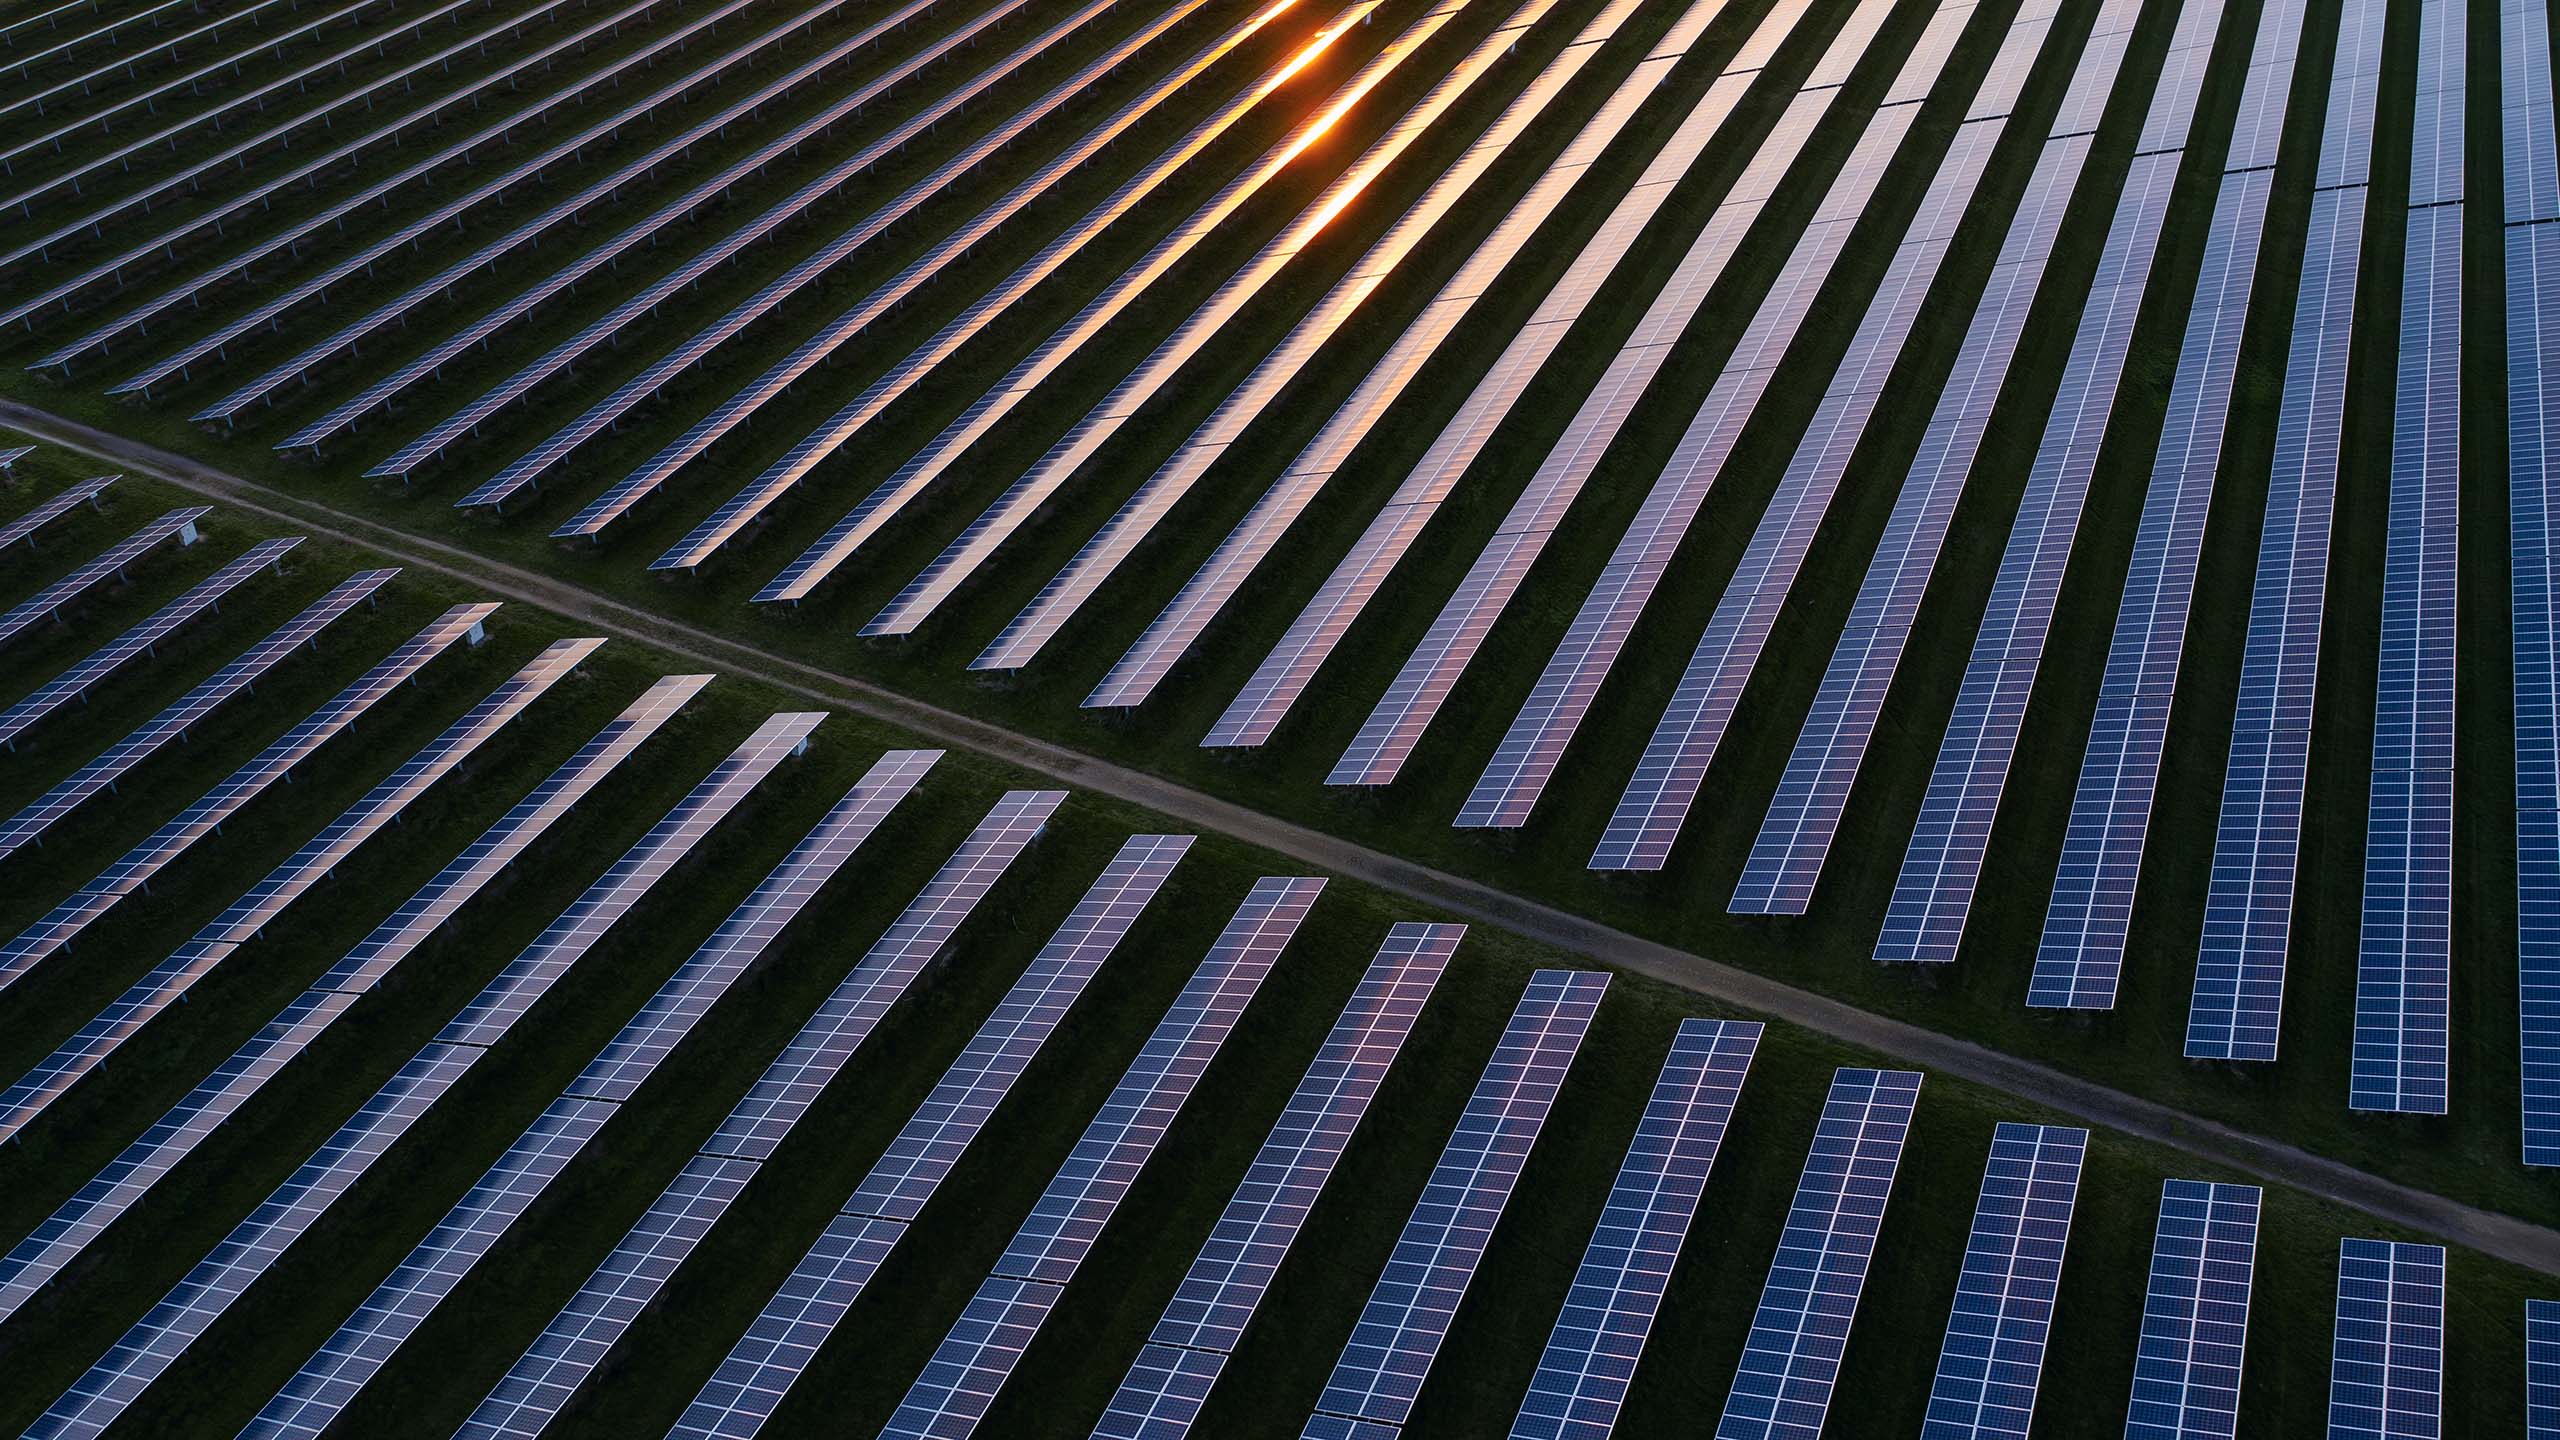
[1306,969,1609,1432]
[1918,1123,2087,1440]
[1712,1067,1922,1440]
[2125,1181,2259,1440]
[1511,1017,1762,1440]
[2327,1239,2445,1439]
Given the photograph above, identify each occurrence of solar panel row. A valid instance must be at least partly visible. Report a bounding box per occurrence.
[1919,1123,2087,1440]
[2327,1238,2444,1440]
[103,0,929,397]
[0,674,708,1326]
[1607,0,2069,879]
[16,0,753,351]
[1306,969,1609,1434]
[455,790,1068,1440]
[977,0,1681,672]
[0,562,389,860]
[0,473,109,550]
[0,636,600,1142]
[753,0,1483,608]
[357,0,1091,475]
[655,0,1361,576]
[2188,0,2387,1061]
[2126,1180,2259,1440]
[1095,922,1460,1440]
[1511,1017,1761,1440]
[1876,0,2235,966]
[2530,1299,2560,1436]
[2354,0,2465,1116]
[883,876,1324,1440]
[235,747,935,1440]
[23,711,821,1440]
[0,504,204,651]
[1715,1067,1922,1440]
[0,535,298,750]
[1080,0,1743,704]
[670,831,1190,1440]
[0,602,495,984]
[1309,0,1884,776]
[545,0,1274,538]
[2511,0,2560,1164]
[1734,0,2156,905]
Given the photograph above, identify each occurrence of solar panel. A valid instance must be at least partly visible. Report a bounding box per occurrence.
[236,747,933,1440]
[2189,0,2385,1053]
[1307,969,1609,1432]
[1321,0,1896,785]
[19,0,764,353]
[0,536,297,750]
[1713,1067,1922,1440]
[0,676,708,1325]
[455,791,1066,1440]
[2509,0,2560,224]
[2356,79,2465,1113]
[0,505,204,651]
[879,876,1322,1440]
[0,475,109,550]
[2327,1239,2444,1439]
[2530,1299,2560,1436]
[23,718,814,1440]
[659,0,1358,579]
[1511,1018,1762,1440]
[1069,0,1735,694]
[2515,0,2560,1160]
[0,603,494,986]
[979,0,1680,672]
[0,445,33,471]
[105,0,927,398]
[351,0,1091,478]
[0,565,391,861]
[754,0,1479,608]
[1918,1124,2087,1440]
[2125,1181,2259,1440]
[1092,924,1460,1440]
[2027,164,2282,1012]
[0,638,601,1143]
[1609,2,2066,876]
[670,833,1192,1440]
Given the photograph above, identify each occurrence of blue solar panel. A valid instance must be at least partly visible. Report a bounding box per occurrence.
[2529,1299,2560,1435]
[881,878,1322,1440]
[0,506,203,652]
[1713,1067,1922,1440]
[2354,201,2463,1116]
[0,676,707,1325]
[2327,1239,2444,1438]
[1307,970,1610,1432]
[1512,1018,1762,1440]
[0,475,109,551]
[668,833,1192,1440]
[1093,924,1460,1440]
[2126,1181,2259,1440]
[2510,0,2560,224]
[1919,1124,2087,1439]
[2517,230,2560,1159]
[454,792,1066,1440]
[22,719,814,1440]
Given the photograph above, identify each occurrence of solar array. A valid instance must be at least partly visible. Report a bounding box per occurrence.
[1879,0,2230,967]
[672,831,1192,1440]
[1714,1066,1921,1440]
[0,473,107,550]
[2328,1238,2445,1440]
[1097,922,1460,1440]
[2515,0,2560,1163]
[2126,1180,2260,1440]
[1511,1016,1760,1440]
[455,790,1066,1440]
[0,504,203,650]
[235,747,935,1440]
[2026,0,2307,1011]
[1918,1122,2086,1440]
[0,673,709,1325]
[2354,0,2467,1117]
[1306,968,1608,1434]
[2531,1299,2560,1437]
[880,876,1323,1440]
[23,710,819,1440]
